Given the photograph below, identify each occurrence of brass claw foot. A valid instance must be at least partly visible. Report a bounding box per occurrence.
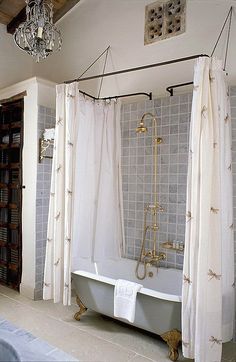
[161,329,181,362]
[74,295,87,321]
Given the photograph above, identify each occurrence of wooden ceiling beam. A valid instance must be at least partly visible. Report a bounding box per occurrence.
[6,0,81,34]
[7,6,26,34]
[0,9,12,25]
[53,0,81,23]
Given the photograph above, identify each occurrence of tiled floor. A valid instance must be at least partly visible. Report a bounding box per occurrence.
[0,285,235,362]
[0,318,78,361]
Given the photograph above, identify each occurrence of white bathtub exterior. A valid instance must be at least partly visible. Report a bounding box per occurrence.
[72,258,182,336]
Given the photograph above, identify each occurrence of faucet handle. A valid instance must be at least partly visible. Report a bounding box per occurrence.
[159,252,166,260]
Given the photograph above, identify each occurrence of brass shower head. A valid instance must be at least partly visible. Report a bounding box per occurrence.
[136,121,147,134]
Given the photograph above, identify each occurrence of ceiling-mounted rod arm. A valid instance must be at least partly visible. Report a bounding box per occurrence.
[166,81,193,96]
[64,54,209,84]
[211,6,233,57]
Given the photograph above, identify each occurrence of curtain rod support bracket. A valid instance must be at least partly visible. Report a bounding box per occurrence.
[166,82,193,96]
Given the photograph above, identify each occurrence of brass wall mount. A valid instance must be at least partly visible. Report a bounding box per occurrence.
[39,137,54,163]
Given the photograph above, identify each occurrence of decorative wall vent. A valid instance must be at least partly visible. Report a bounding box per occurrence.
[144,0,186,45]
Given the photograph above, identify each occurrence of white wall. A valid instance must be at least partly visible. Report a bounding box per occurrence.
[33,0,236,98]
[0,78,56,299]
[0,25,34,89]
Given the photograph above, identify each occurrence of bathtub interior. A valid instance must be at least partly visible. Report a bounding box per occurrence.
[72,257,182,299]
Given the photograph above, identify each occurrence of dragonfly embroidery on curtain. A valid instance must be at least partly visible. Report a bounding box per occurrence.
[209,74,215,82]
[209,336,222,347]
[201,105,207,118]
[210,207,219,214]
[184,275,192,284]
[56,164,62,173]
[182,341,189,348]
[186,211,192,223]
[54,258,60,266]
[224,114,229,123]
[208,269,221,280]
[57,117,63,125]
[55,212,60,220]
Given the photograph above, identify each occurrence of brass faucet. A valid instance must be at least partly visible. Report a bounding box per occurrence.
[144,251,166,266]
[135,113,165,280]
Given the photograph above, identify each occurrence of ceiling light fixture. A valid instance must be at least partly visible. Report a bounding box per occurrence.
[14,0,62,62]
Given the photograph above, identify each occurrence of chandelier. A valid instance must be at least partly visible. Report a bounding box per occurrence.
[14,0,62,62]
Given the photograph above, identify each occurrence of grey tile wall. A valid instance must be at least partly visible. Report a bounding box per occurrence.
[120,87,236,336]
[121,93,191,269]
[35,105,55,300]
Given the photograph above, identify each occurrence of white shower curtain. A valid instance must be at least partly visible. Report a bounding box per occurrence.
[72,91,124,267]
[182,57,234,362]
[43,83,124,305]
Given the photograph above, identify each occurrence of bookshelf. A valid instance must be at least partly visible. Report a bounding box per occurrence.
[0,98,23,290]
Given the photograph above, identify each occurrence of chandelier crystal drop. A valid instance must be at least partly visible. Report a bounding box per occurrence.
[14,0,62,62]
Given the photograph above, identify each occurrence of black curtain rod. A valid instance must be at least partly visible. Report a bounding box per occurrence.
[79,90,152,101]
[64,54,209,84]
[166,6,233,96]
[166,81,193,96]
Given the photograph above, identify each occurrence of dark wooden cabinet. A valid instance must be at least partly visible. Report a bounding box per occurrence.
[0,99,23,290]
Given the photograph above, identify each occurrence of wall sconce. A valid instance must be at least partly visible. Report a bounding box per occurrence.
[39,128,55,163]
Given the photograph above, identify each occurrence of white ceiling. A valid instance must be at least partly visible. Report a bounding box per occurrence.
[1,0,236,97]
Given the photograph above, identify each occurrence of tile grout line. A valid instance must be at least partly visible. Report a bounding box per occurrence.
[128,352,156,362]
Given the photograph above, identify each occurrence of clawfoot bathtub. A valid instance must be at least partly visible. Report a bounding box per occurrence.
[72,258,182,361]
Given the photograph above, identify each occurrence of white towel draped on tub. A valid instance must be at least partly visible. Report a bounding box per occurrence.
[114,279,142,323]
